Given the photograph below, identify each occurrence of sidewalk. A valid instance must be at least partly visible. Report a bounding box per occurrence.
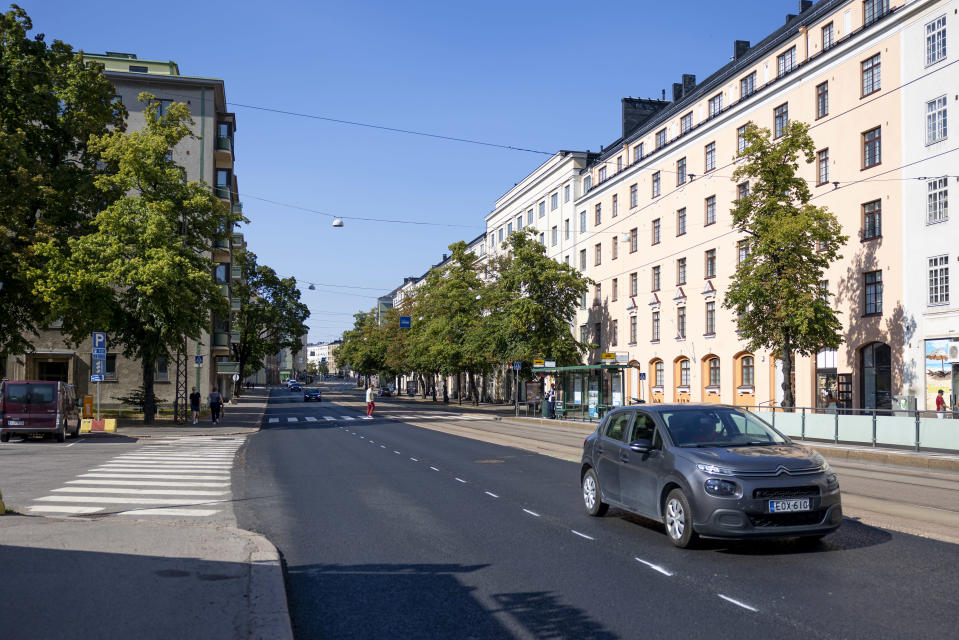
[329,384,959,473]
[0,385,292,640]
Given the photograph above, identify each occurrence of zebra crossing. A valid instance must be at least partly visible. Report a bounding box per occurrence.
[265,413,487,424]
[27,436,246,518]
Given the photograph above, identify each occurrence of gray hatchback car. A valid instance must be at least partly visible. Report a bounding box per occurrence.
[581,404,842,548]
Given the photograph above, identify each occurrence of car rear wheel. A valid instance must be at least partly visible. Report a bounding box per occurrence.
[582,468,608,517]
[55,425,66,443]
[664,488,698,548]
[0,432,9,443]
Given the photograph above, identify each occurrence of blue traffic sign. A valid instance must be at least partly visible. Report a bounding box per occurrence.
[92,347,106,359]
[90,374,104,382]
[512,362,522,371]
[92,359,106,375]
[639,372,647,380]
[399,316,411,329]
[92,332,106,349]
[195,355,203,365]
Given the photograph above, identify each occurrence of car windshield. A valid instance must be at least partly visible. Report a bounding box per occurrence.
[305,388,318,393]
[4,383,56,404]
[661,407,788,447]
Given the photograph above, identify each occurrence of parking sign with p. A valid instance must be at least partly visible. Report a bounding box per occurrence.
[93,332,106,350]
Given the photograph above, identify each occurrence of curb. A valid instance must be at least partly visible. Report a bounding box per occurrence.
[245,529,294,640]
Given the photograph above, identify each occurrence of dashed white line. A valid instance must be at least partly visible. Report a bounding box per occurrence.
[455,478,467,483]
[522,509,540,517]
[410,457,418,462]
[380,445,386,449]
[635,557,674,577]
[393,451,401,454]
[718,594,758,612]
[429,466,439,471]
[571,530,595,540]
[485,491,499,498]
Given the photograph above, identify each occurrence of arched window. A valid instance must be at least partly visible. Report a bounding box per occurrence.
[680,359,691,386]
[708,358,721,386]
[741,356,754,387]
[655,361,664,387]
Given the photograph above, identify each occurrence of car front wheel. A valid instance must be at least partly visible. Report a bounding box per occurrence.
[582,468,608,517]
[664,488,698,548]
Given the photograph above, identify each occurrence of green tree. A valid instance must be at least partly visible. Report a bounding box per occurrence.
[0,5,126,357]
[34,93,242,423]
[337,310,387,385]
[723,121,847,409]
[230,249,309,396]
[486,229,591,375]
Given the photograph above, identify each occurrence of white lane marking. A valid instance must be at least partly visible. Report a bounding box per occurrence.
[67,480,229,488]
[87,469,230,477]
[35,496,228,505]
[113,456,235,461]
[287,417,298,423]
[28,505,104,514]
[718,594,758,612]
[485,491,499,498]
[523,509,540,517]
[571,530,595,541]
[65,439,84,448]
[362,416,373,420]
[268,418,279,423]
[78,473,230,480]
[305,416,317,422]
[393,451,401,454]
[455,478,467,483]
[380,445,386,449]
[324,416,336,421]
[635,558,674,577]
[410,457,418,462]
[98,460,231,466]
[369,440,375,443]
[118,508,220,517]
[342,416,355,421]
[359,436,366,440]
[429,466,439,471]
[52,487,227,496]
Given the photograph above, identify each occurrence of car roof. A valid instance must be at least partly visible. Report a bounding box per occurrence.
[613,403,744,414]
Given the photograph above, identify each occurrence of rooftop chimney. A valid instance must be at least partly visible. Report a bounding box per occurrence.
[622,97,670,138]
[734,40,750,59]
[785,13,797,24]
[682,74,696,95]
[799,0,813,12]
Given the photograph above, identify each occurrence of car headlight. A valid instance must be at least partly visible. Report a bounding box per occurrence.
[704,478,740,497]
[696,463,736,476]
[825,472,839,490]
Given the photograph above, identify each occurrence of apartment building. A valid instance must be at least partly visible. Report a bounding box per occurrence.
[574,0,945,410]
[3,54,245,406]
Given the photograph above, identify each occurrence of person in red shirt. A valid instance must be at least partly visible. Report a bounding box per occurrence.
[935,389,949,418]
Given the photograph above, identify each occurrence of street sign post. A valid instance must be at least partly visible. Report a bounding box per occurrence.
[195,355,203,365]
[92,332,106,420]
[533,359,545,368]
[232,373,240,382]
[512,361,522,371]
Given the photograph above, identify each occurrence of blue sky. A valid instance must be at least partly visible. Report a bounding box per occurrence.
[18,0,804,343]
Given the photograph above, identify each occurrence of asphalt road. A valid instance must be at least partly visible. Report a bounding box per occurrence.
[235,388,959,639]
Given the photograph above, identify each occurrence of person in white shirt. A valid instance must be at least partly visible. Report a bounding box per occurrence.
[365,385,375,417]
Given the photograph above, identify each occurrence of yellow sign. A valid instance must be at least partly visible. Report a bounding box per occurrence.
[533,359,545,367]
[601,352,616,361]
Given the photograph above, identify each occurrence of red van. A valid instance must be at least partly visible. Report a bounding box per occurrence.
[0,380,81,442]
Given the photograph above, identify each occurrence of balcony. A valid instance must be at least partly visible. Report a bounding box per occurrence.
[230,297,241,311]
[216,361,240,375]
[232,202,243,215]
[214,185,231,201]
[215,136,232,152]
[230,330,241,343]
[231,232,244,248]
[212,332,230,348]
[219,283,230,298]
[231,266,242,280]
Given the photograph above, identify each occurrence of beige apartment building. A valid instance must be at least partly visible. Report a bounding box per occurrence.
[3,53,245,408]
[573,0,936,411]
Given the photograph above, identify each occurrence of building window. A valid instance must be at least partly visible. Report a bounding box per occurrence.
[617,156,623,173]
[708,356,720,385]
[634,143,644,162]
[580,324,588,343]
[612,319,619,347]
[863,0,889,27]
[704,142,716,173]
[630,183,638,208]
[816,82,829,119]
[737,181,750,201]
[612,237,618,260]
[652,265,661,292]
[612,194,618,218]
[580,292,587,309]
[740,72,756,98]
[863,126,881,168]
[156,356,169,382]
[777,46,797,77]
[676,208,687,236]
[564,218,570,239]
[612,278,618,301]
[677,257,687,285]
[817,149,829,185]
[927,177,949,224]
[737,240,749,265]
[929,255,950,305]
[564,184,571,202]
[737,125,747,154]
[705,195,716,226]
[594,203,602,226]
[594,323,601,345]
[681,112,693,134]
[551,193,558,210]
[498,228,503,242]
[926,15,947,66]
[677,307,687,339]
[864,270,883,315]
[676,157,687,185]
[594,243,602,266]
[580,210,587,232]
[774,103,788,138]
[551,226,558,246]
[927,95,948,144]
[630,316,637,344]
[630,272,638,297]
[579,249,586,270]
[598,167,607,183]
[104,354,118,381]
[526,209,532,225]
[652,219,661,245]
[583,176,592,193]
[708,93,723,118]
[863,200,882,240]
[517,215,524,230]
[705,302,716,336]
[822,22,834,50]
[861,54,881,96]
[539,201,546,217]
[705,249,716,278]
[742,356,755,387]
[539,232,545,245]
[629,227,638,253]
[507,222,513,234]
[656,128,667,148]
[652,311,661,341]
[594,283,602,306]
[656,361,665,387]
[652,171,661,197]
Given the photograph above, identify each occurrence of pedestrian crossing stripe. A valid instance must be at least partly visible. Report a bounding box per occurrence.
[305,416,317,422]
[263,413,487,423]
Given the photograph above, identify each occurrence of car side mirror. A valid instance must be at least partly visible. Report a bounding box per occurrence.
[629,439,653,453]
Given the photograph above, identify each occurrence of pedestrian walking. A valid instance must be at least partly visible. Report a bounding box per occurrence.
[209,386,223,425]
[189,387,201,425]
[936,389,948,419]
[366,385,375,417]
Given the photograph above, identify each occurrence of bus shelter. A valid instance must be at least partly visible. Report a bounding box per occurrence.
[535,364,631,422]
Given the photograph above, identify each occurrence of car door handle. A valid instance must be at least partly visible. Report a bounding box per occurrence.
[595,447,604,455]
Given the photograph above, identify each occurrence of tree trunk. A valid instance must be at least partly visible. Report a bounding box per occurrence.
[235,356,246,397]
[457,373,463,405]
[468,371,478,406]
[781,335,795,410]
[142,359,156,424]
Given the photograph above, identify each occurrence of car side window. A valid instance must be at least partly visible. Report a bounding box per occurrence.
[629,413,656,442]
[603,412,632,442]
[651,428,663,450]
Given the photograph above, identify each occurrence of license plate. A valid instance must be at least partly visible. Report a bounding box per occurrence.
[7,419,24,426]
[769,499,810,513]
